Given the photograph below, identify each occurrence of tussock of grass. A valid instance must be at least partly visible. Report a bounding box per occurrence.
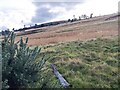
[36,37,118,88]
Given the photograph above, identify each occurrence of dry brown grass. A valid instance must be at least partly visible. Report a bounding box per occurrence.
[15,14,118,46]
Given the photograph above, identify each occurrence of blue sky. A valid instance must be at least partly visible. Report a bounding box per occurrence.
[0,0,119,30]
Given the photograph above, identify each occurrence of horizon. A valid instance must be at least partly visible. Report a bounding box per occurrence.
[0,0,119,31]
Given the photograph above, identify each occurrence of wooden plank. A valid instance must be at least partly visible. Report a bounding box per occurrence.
[51,64,72,88]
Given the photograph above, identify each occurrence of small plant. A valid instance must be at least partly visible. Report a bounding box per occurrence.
[2,32,46,89]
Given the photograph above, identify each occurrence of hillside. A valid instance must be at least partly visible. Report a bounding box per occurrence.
[1,13,119,88]
[15,13,118,88]
[15,13,118,46]
[38,37,118,88]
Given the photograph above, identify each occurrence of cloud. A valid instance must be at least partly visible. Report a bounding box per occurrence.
[0,0,119,31]
[32,0,119,23]
[0,0,36,30]
[50,0,119,21]
[0,0,86,30]
[33,0,85,3]
[31,3,59,23]
[80,0,119,16]
[31,2,84,23]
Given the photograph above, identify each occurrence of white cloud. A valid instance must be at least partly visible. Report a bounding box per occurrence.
[0,0,36,30]
[0,0,119,31]
[49,7,66,14]
[50,0,119,21]
[83,0,119,16]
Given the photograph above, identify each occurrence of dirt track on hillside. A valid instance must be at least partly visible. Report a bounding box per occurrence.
[15,15,118,46]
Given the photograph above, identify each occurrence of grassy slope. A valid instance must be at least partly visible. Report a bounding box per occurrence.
[34,36,118,88]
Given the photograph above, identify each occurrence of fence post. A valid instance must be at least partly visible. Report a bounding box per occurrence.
[51,64,72,88]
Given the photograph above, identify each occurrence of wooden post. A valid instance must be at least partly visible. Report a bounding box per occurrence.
[51,64,72,88]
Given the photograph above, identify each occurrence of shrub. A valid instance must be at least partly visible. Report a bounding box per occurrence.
[2,32,46,89]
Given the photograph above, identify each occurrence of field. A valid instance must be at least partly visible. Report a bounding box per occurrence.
[13,14,119,88]
[30,36,118,88]
[15,14,118,46]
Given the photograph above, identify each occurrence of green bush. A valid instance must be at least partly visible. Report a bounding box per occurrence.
[2,32,46,89]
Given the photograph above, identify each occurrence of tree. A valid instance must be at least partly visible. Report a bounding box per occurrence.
[90,13,93,18]
[68,19,71,22]
[73,15,75,19]
[79,16,81,20]
[2,32,46,89]
[35,24,37,26]
[12,28,15,31]
[24,25,26,28]
[83,14,87,19]
[2,29,10,35]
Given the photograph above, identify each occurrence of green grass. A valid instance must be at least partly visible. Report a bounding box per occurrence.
[34,36,119,88]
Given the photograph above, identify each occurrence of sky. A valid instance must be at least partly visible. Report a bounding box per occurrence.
[0,0,119,31]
